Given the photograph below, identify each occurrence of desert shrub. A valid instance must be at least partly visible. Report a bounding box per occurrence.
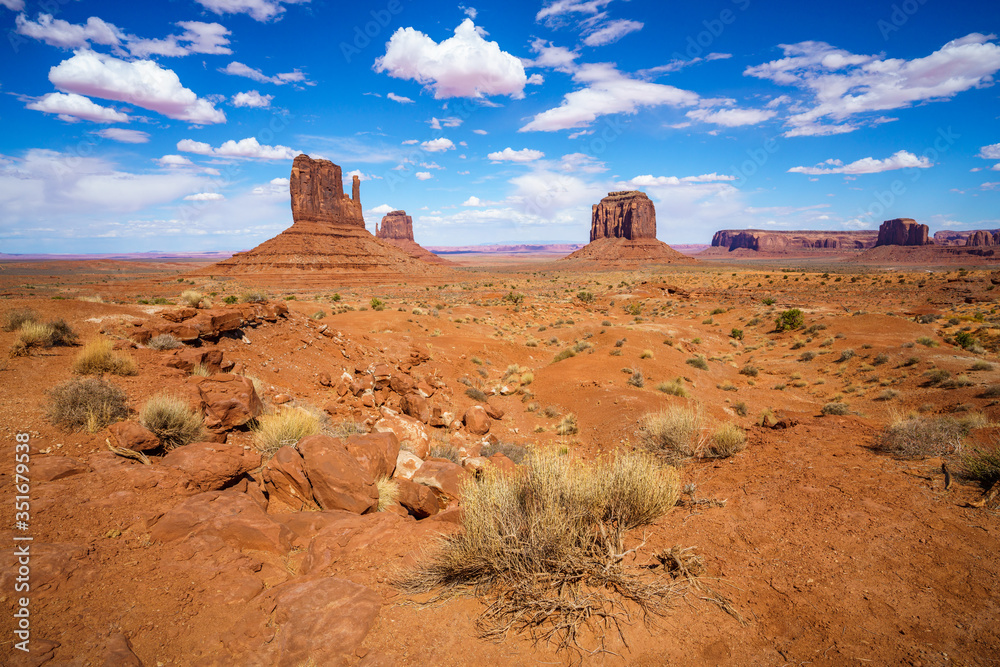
[48,377,128,432]
[979,385,1000,398]
[479,440,528,463]
[821,402,850,416]
[223,295,238,305]
[251,407,322,457]
[876,389,899,401]
[242,290,267,303]
[774,308,804,332]
[503,291,525,305]
[799,351,816,362]
[465,386,488,402]
[730,328,743,340]
[962,446,1000,488]
[873,414,983,458]
[399,449,680,649]
[916,336,937,347]
[72,339,137,376]
[376,476,398,512]
[640,349,653,359]
[838,348,855,362]
[556,413,579,436]
[576,291,594,303]
[430,443,463,464]
[923,369,951,386]
[148,334,182,351]
[191,363,212,377]
[627,369,644,388]
[873,353,890,366]
[656,380,689,397]
[705,423,746,458]
[642,405,701,461]
[734,401,748,417]
[2,308,38,332]
[739,364,758,377]
[971,360,994,372]
[330,421,366,438]
[901,356,919,367]
[370,297,386,311]
[520,371,534,385]
[311,310,326,320]
[47,319,78,347]
[543,405,560,419]
[180,290,204,308]
[10,321,56,357]
[761,297,775,306]
[553,348,576,363]
[140,394,205,449]
[686,355,708,371]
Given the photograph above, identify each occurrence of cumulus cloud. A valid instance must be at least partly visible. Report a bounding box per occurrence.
[525,39,579,73]
[536,0,612,23]
[629,173,735,186]
[401,139,419,145]
[746,34,1000,137]
[375,19,528,99]
[184,192,225,201]
[387,92,413,103]
[177,137,299,159]
[421,138,455,152]
[978,143,1000,159]
[415,171,433,180]
[157,155,194,167]
[462,195,482,206]
[369,204,396,215]
[95,128,150,143]
[49,50,226,125]
[520,62,699,132]
[220,61,311,86]
[127,21,232,57]
[26,92,129,123]
[1,0,25,10]
[472,129,488,135]
[686,107,776,127]
[488,147,545,162]
[558,153,606,173]
[15,13,122,49]
[231,90,273,107]
[193,0,306,22]
[582,19,642,46]
[429,116,463,129]
[788,150,933,175]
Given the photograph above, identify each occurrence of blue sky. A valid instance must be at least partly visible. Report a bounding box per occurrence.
[1,0,999,253]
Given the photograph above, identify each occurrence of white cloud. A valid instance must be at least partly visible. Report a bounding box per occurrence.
[193,0,305,22]
[629,173,735,186]
[789,150,933,175]
[157,155,194,168]
[536,0,611,23]
[746,34,1000,137]
[558,152,606,173]
[1,0,25,10]
[95,128,150,143]
[126,21,232,57]
[618,174,749,239]
[184,192,225,201]
[525,39,579,73]
[463,195,482,206]
[415,171,433,180]
[369,204,395,215]
[177,137,299,159]
[582,19,642,47]
[26,92,129,123]
[49,50,226,125]
[231,90,273,107]
[686,107,776,127]
[520,62,699,132]
[472,129,488,135]
[421,137,456,152]
[375,19,528,99]
[220,61,310,86]
[978,143,1000,159]
[488,147,545,162]
[401,139,419,145]
[460,5,477,19]
[346,169,379,182]
[15,13,122,49]
[387,92,414,103]
[429,116,463,129]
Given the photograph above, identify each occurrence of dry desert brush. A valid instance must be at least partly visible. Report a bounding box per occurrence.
[48,377,128,432]
[251,406,322,457]
[140,394,205,449]
[872,413,986,459]
[641,405,702,462]
[399,449,683,653]
[72,339,137,376]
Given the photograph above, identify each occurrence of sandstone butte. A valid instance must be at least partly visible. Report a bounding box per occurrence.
[874,218,931,246]
[564,190,691,263]
[198,155,447,285]
[375,210,450,264]
[704,229,879,255]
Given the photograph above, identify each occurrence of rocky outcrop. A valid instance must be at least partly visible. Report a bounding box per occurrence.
[875,218,931,247]
[966,230,1000,247]
[196,156,448,284]
[590,191,656,241]
[375,210,450,264]
[709,230,878,253]
[564,191,691,264]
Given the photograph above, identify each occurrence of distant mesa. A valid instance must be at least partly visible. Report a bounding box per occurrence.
[376,211,450,264]
[705,230,878,255]
[564,191,691,263]
[965,230,1000,247]
[199,155,447,284]
[874,218,931,247]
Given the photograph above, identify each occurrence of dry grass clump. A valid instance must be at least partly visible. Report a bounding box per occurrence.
[556,413,578,435]
[641,405,701,462]
[9,321,56,357]
[191,363,212,377]
[430,442,463,463]
[148,334,182,351]
[400,449,682,652]
[821,402,850,416]
[180,290,205,308]
[962,445,1000,488]
[140,394,205,450]
[656,380,689,397]
[48,377,128,432]
[3,308,38,331]
[705,423,746,458]
[330,420,366,438]
[251,407,321,457]
[376,476,399,512]
[872,413,985,458]
[72,339,138,376]
[479,440,528,463]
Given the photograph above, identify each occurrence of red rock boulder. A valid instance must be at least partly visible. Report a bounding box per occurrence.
[297,435,378,514]
[196,374,263,433]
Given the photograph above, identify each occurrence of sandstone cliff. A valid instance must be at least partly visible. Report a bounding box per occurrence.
[875,218,931,247]
[966,230,1000,247]
[375,211,449,264]
[590,191,656,242]
[709,230,878,253]
[290,154,363,228]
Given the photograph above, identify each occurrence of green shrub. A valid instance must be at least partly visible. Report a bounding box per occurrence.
[140,394,205,450]
[774,308,804,332]
[370,297,386,311]
[739,364,758,377]
[762,297,775,306]
[686,355,708,371]
[962,446,1000,488]
[576,291,594,303]
[730,328,744,340]
[48,377,128,432]
[955,331,977,349]
[224,295,238,305]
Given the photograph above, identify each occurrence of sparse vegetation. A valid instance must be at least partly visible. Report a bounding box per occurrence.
[705,423,746,458]
[376,476,399,512]
[251,407,322,457]
[962,445,1000,488]
[739,364,758,377]
[140,394,205,450]
[873,414,985,458]
[686,355,708,371]
[479,440,528,463]
[774,308,804,332]
[148,334,182,350]
[627,369,644,388]
[370,297,386,311]
[72,339,138,376]
[48,377,128,432]
[180,290,205,308]
[641,405,701,462]
[656,380,689,397]
[2,308,38,332]
[556,413,578,435]
[9,321,56,357]
[821,402,850,416]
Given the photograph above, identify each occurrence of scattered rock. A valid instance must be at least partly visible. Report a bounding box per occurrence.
[344,432,400,479]
[297,435,378,514]
[196,373,264,433]
[261,446,315,509]
[463,405,491,435]
[395,478,439,518]
[373,408,431,458]
[411,459,470,503]
[393,449,424,480]
[31,455,90,482]
[102,633,144,667]
[107,421,161,453]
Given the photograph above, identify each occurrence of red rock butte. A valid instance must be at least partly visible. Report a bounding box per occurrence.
[198,155,448,285]
[564,191,691,263]
[375,211,450,265]
[704,230,879,255]
[875,218,931,246]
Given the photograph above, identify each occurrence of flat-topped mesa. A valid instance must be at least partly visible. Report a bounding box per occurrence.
[591,190,656,242]
[966,230,1000,247]
[290,154,363,228]
[875,218,931,247]
[710,229,878,252]
[376,211,414,241]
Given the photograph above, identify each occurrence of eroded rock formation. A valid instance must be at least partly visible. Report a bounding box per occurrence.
[966,230,1000,247]
[375,210,449,264]
[875,218,931,247]
[290,155,363,228]
[709,230,878,253]
[590,191,656,241]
